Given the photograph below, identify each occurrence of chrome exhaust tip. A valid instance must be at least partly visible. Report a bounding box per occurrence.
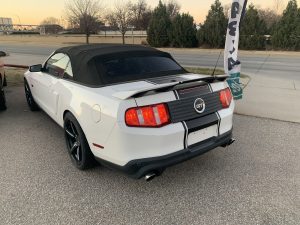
[228,138,236,145]
[145,173,156,182]
[221,138,236,147]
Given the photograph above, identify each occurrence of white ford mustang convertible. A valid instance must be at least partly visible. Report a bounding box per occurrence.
[24,44,235,180]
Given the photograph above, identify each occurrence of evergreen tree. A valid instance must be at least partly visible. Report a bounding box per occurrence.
[171,13,197,48]
[197,0,227,48]
[239,4,268,50]
[147,1,172,47]
[241,5,267,35]
[272,0,300,50]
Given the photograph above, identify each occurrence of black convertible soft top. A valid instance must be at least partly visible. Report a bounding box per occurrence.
[54,44,185,86]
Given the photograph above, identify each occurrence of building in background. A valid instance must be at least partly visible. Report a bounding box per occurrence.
[39,24,64,35]
[0,17,13,34]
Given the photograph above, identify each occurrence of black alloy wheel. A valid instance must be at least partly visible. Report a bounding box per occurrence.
[64,113,95,170]
[24,80,39,111]
[0,77,7,110]
[65,120,82,163]
[3,74,7,86]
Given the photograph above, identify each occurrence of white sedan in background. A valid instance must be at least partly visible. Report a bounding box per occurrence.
[24,44,235,181]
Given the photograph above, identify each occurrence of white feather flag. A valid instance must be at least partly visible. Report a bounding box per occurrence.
[224,0,247,100]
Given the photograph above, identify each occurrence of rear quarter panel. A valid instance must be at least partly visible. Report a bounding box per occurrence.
[100,89,186,166]
[211,81,235,135]
[57,80,137,155]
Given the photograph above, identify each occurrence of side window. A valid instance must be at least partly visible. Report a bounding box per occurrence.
[64,62,74,80]
[44,53,70,77]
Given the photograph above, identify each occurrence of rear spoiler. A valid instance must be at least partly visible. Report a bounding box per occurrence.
[112,82,180,100]
[113,75,228,100]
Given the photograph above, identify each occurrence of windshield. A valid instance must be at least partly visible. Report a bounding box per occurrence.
[94,55,186,85]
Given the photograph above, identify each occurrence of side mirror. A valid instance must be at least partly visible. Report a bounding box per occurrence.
[29,64,42,72]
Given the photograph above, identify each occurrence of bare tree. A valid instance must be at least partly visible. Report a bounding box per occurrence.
[65,0,103,44]
[106,1,133,44]
[165,0,181,20]
[40,17,60,25]
[223,4,231,19]
[273,0,284,14]
[258,8,281,31]
[130,0,152,30]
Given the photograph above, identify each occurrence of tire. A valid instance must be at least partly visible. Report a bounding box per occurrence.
[64,112,96,170]
[24,79,39,111]
[3,74,7,87]
[0,77,7,111]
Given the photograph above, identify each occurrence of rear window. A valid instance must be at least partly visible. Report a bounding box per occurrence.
[94,55,185,85]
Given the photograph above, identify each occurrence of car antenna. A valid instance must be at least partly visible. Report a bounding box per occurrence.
[212,50,222,77]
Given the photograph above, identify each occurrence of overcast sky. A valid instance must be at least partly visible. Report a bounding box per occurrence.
[0,0,298,25]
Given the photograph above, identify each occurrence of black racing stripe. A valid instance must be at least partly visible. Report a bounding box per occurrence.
[207,84,213,93]
[167,92,223,123]
[173,90,179,100]
[145,80,157,85]
[181,122,188,149]
[185,113,219,134]
[146,75,188,84]
[216,112,221,136]
[177,85,211,99]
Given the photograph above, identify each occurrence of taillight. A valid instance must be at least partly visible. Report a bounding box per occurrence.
[125,103,170,127]
[219,88,233,108]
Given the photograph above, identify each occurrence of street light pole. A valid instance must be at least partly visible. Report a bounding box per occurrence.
[15,15,21,25]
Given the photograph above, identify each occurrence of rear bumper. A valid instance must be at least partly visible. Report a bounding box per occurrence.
[96,129,233,179]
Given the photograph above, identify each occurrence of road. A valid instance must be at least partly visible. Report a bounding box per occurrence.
[170,49,300,81]
[1,43,300,81]
[0,86,299,225]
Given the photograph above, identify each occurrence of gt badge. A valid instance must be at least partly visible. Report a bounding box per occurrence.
[194,98,206,114]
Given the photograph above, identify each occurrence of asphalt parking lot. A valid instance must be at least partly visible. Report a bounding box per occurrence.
[0,86,299,225]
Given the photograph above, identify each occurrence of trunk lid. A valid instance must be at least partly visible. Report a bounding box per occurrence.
[129,75,226,130]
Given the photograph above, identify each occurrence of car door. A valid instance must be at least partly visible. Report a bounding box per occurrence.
[34,53,70,118]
